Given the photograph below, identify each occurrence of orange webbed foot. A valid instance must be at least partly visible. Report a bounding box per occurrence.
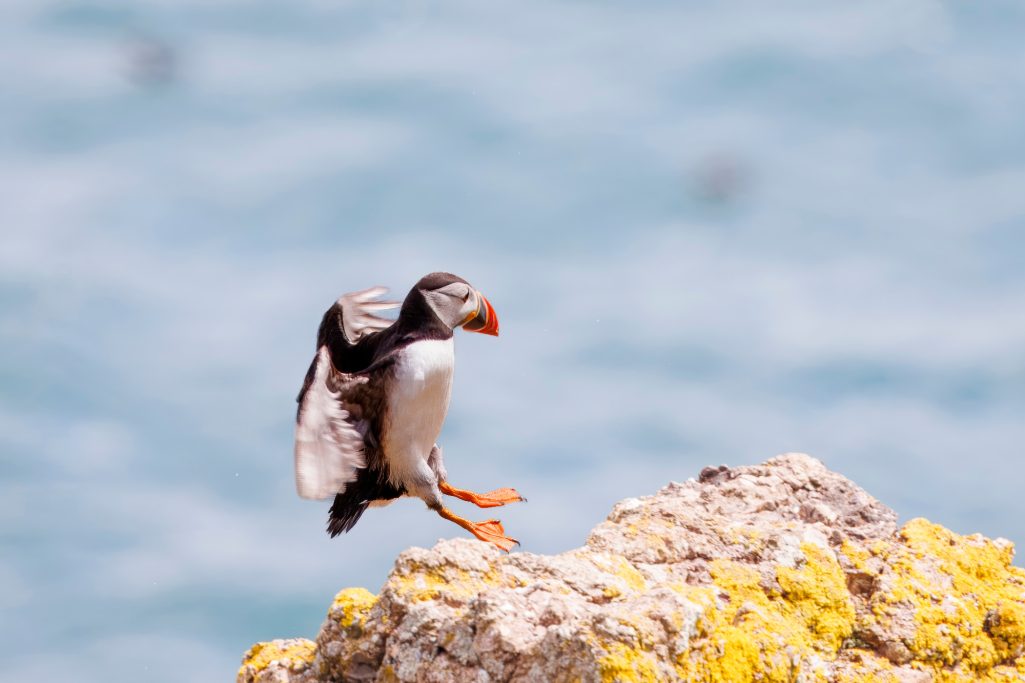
[440,481,526,509]
[437,507,519,552]
[468,519,519,552]
[475,488,526,508]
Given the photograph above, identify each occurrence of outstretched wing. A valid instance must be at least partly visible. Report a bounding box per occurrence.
[294,286,399,500]
[294,347,367,499]
[336,286,398,342]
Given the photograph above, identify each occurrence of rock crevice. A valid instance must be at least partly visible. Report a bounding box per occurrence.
[239,453,1025,682]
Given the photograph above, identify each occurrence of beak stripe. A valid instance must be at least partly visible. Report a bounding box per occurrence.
[462,291,499,336]
[459,297,482,327]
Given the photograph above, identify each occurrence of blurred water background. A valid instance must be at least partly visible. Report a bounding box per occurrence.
[3,1,1025,680]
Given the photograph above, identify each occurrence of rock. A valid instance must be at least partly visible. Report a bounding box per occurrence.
[239,453,1025,682]
[238,639,318,682]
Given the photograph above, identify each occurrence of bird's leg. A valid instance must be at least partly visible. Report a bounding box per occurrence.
[439,481,526,509]
[411,460,519,553]
[436,506,519,552]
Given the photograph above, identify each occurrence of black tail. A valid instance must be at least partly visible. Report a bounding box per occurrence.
[326,468,403,537]
[327,494,370,536]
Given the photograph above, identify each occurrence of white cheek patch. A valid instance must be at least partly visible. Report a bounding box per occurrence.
[423,290,464,328]
[435,282,471,299]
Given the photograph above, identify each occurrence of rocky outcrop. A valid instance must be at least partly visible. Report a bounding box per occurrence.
[238,454,1025,682]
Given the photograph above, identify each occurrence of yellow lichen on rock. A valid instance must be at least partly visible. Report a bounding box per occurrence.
[391,562,462,602]
[676,564,797,682]
[388,558,504,604]
[866,517,1025,680]
[675,543,853,682]
[839,539,872,573]
[777,543,857,651]
[990,602,1025,665]
[237,638,316,682]
[591,553,648,596]
[236,455,1025,683]
[598,641,660,683]
[330,586,377,628]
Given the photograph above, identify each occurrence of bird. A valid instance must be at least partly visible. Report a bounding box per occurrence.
[293,272,524,552]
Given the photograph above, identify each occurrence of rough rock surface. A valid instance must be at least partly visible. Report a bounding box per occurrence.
[238,454,1025,682]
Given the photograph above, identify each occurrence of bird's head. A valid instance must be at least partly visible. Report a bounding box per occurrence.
[412,272,499,336]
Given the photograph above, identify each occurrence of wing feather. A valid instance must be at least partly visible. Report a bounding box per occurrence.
[337,286,399,342]
[294,346,368,500]
[295,284,400,499]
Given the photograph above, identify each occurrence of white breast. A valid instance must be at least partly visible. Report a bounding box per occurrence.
[382,338,454,488]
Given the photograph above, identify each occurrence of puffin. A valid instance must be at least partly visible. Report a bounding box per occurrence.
[293,272,523,552]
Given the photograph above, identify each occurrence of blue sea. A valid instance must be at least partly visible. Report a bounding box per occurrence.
[2,1,1024,680]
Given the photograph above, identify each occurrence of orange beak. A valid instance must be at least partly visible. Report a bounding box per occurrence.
[462,292,499,336]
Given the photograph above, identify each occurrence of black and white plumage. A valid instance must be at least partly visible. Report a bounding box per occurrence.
[294,272,521,551]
